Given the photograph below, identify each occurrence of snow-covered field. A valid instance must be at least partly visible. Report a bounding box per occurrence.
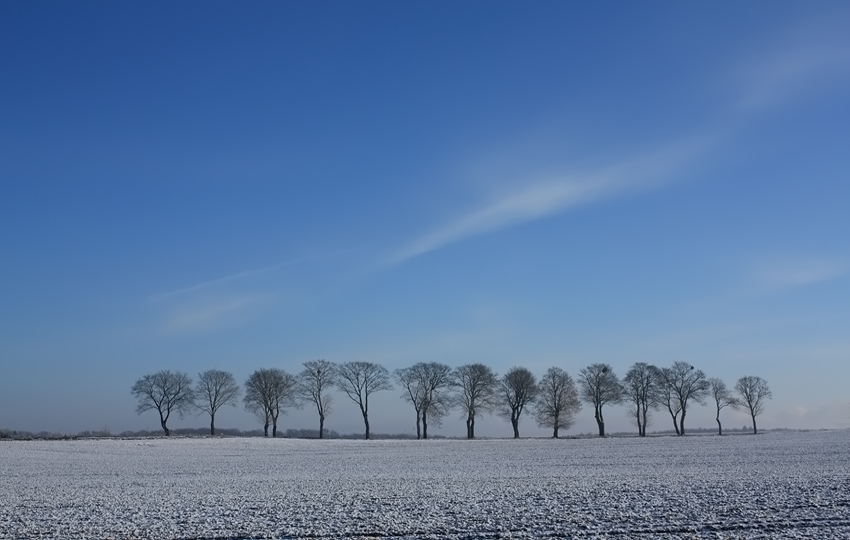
[1,430,849,539]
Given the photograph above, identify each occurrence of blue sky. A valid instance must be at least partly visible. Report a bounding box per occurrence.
[1,2,849,436]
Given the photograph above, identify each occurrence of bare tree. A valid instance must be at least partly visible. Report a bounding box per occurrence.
[335,361,392,439]
[534,367,581,438]
[394,366,425,439]
[735,375,772,434]
[657,361,710,436]
[419,362,453,439]
[131,370,194,436]
[622,363,656,437]
[297,360,335,439]
[394,362,452,439]
[452,363,499,439]
[244,368,298,437]
[651,366,683,435]
[195,369,241,436]
[499,367,538,438]
[709,378,739,436]
[578,363,622,437]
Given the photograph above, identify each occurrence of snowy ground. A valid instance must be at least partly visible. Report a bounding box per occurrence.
[1,430,849,539]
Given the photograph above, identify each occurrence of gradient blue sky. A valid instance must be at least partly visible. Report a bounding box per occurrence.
[2,3,849,437]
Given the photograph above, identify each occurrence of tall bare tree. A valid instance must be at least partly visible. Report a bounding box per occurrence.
[195,369,241,436]
[735,375,772,434]
[394,363,452,439]
[534,367,581,438]
[297,360,335,439]
[244,368,298,437]
[131,370,194,436]
[709,378,739,436]
[499,367,538,438]
[452,363,499,439]
[416,362,453,439]
[651,366,683,435]
[394,366,425,439]
[578,363,622,437]
[657,362,710,436]
[335,361,392,439]
[622,363,656,437]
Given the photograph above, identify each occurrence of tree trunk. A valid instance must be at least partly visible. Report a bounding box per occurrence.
[679,409,686,436]
[635,408,641,437]
[263,422,269,437]
[362,411,370,440]
[668,407,680,436]
[210,414,215,436]
[752,414,757,435]
[422,409,428,440]
[160,419,170,436]
[319,414,325,439]
[416,414,421,440]
[716,415,722,436]
[595,405,605,437]
[553,425,559,438]
[272,422,278,438]
[511,417,519,439]
[466,415,474,439]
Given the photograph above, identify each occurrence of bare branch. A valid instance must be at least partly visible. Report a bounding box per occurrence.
[393,362,452,439]
[451,363,499,439]
[622,363,656,437]
[244,368,298,437]
[131,370,194,436]
[654,362,710,436]
[578,363,622,437]
[334,362,392,440]
[499,367,538,439]
[534,367,581,438]
[735,375,772,434]
[297,360,336,439]
[195,369,240,436]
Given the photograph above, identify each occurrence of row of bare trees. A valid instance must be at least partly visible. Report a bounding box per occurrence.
[131,361,771,438]
[392,363,581,440]
[587,362,773,437]
[130,362,391,438]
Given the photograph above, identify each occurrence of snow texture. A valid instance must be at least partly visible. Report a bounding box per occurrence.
[1,430,849,539]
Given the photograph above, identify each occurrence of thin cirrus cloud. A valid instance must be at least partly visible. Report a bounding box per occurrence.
[387,23,850,268]
[162,294,265,334]
[387,137,711,265]
[148,262,295,303]
[733,19,850,110]
[147,248,361,304]
[751,257,846,288]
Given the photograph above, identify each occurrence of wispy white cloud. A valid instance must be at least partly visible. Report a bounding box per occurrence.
[162,294,265,334]
[750,256,846,288]
[387,138,709,265]
[148,248,362,303]
[148,262,295,303]
[734,19,850,110]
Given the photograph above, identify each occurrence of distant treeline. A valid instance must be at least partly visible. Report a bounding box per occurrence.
[129,360,774,440]
[0,427,442,441]
[0,425,772,442]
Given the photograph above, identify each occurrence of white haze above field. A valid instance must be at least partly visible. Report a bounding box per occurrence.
[1,4,849,436]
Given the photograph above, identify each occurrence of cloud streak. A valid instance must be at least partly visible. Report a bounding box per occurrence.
[388,138,709,265]
[148,262,295,302]
[734,18,850,110]
[751,257,846,288]
[162,294,265,334]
